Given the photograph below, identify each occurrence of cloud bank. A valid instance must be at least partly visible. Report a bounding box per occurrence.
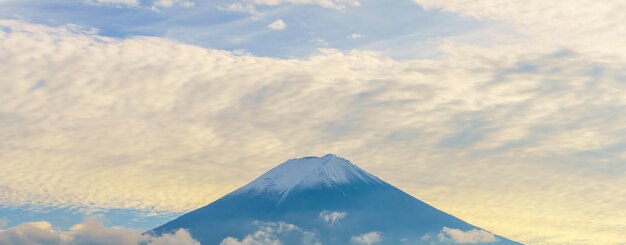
[0,218,199,245]
[0,1,625,242]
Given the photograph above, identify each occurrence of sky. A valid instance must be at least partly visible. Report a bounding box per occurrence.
[0,0,625,244]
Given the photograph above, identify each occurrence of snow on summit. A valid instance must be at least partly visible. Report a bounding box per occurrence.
[236,154,381,195]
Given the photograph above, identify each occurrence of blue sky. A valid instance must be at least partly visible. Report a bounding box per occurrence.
[0,0,625,244]
[0,0,488,58]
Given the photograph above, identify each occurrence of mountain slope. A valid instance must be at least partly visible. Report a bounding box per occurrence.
[150,154,520,245]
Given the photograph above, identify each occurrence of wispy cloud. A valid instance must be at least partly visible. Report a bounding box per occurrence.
[217,2,265,20]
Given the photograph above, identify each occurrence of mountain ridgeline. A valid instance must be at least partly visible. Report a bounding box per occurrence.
[150,154,520,245]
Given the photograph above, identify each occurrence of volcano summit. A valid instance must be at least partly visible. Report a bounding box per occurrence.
[150,154,519,245]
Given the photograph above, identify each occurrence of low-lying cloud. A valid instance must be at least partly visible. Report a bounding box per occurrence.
[437,227,497,244]
[350,231,382,245]
[0,218,199,245]
[220,221,320,245]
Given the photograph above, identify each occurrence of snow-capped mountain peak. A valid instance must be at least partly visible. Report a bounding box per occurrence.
[235,154,381,196]
[152,154,521,245]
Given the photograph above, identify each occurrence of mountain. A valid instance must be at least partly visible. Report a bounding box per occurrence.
[150,154,520,245]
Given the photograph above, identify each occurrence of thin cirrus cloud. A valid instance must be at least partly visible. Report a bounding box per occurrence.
[0,0,625,244]
[0,218,199,245]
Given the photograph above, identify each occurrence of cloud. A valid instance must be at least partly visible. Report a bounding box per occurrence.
[250,0,360,10]
[0,218,199,245]
[141,229,199,245]
[412,0,626,60]
[267,20,286,30]
[217,0,360,19]
[86,0,140,7]
[0,18,626,245]
[217,3,264,20]
[0,221,62,245]
[87,0,194,9]
[152,0,194,9]
[437,227,497,244]
[347,33,364,40]
[350,231,382,245]
[220,221,320,245]
[319,210,347,226]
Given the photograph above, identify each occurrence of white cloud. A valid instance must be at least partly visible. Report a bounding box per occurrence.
[218,0,360,19]
[437,227,497,244]
[86,0,140,7]
[0,18,626,245]
[152,0,194,9]
[267,20,286,30]
[0,218,199,245]
[217,3,264,20]
[0,221,62,245]
[153,0,174,8]
[218,0,359,19]
[319,210,347,226]
[412,0,626,60]
[251,0,360,10]
[347,33,364,40]
[220,221,320,245]
[87,0,194,9]
[350,231,382,245]
[142,229,200,245]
